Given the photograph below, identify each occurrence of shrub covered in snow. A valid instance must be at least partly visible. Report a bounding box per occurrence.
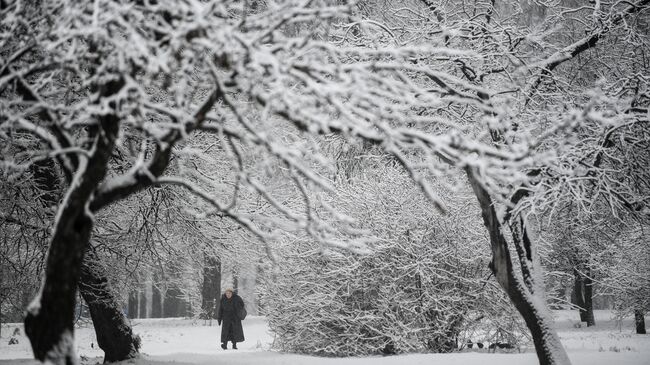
[262,164,521,355]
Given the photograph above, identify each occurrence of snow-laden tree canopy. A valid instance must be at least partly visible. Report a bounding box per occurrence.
[1,1,649,364]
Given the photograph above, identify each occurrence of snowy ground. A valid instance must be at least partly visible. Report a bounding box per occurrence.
[1,311,648,365]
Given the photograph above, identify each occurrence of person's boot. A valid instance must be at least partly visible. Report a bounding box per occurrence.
[221,342,227,350]
[232,342,238,350]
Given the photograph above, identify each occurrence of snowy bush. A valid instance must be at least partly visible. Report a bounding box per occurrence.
[262,163,520,355]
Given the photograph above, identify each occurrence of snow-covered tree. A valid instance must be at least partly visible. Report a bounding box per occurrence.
[598,220,650,334]
[1,1,648,365]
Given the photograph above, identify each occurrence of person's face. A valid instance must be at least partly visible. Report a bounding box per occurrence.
[225,291,233,298]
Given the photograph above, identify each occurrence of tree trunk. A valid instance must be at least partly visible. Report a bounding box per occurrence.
[467,169,571,365]
[573,272,586,322]
[164,287,183,317]
[255,261,264,315]
[152,283,162,318]
[139,291,147,318]
[79,249,140,363]
[573,268,595,326]
[635,309,646,334]
[128,291,138,319]
[23,155,87,364]
[24,204,95,365]
[582,273,595,327]
[201,255,221,319]
[24,77,123,365]
[29,150,141,363]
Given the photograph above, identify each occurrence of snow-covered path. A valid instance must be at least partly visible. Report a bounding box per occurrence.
[1,311,649,365]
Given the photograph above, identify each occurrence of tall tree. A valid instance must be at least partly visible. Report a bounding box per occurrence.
[201,255,221,320]
[0,130,141,360]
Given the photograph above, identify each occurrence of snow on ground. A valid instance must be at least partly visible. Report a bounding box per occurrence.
[1,311,649,365]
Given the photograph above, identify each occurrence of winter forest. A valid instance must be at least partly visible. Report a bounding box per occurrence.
[0,0,649,365]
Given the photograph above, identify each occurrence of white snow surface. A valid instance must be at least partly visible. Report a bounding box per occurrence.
[1,311,649,365]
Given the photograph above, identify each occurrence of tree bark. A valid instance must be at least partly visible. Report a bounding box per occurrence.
[635,310,646,334]
[255,261,264,315]
[573,268,595,326]
[139,291,147,318]
[24,77,123,365]
[128,291,138,319]
[573,272,586,322]
[201,255,221,319]
[581,272,595,327]
[466,168,570,365]
[164,287,181,317]
[152,281,162,318]
[28,137,141,363]
[24,212,92,365]
[79,249,140,363]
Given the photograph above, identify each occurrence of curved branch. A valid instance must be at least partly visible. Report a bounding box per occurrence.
[525,0,650,101]
[90,85,224,212]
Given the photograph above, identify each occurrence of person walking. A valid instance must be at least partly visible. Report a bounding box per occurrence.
[216,288,246,349]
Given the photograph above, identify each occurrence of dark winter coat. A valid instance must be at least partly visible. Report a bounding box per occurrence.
[217,293,245,343]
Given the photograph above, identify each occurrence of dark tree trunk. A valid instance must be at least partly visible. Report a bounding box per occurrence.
[24,212,92,365]
[201,255,221,319]
[128,291,138,319]
[79,249,140,363]
[179,297,189,317]
[186,297,193,317]
[164,287,183,317]
[33,151,139,362]
[573,268,595,326]
[467,169,570,365]
[635,310,646,334]
[24,77,122,365]
[152,283,162,318]
[582,274,595,327]
[138,291,147,318]
[255,261,264,315]
[573,272,586,322]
